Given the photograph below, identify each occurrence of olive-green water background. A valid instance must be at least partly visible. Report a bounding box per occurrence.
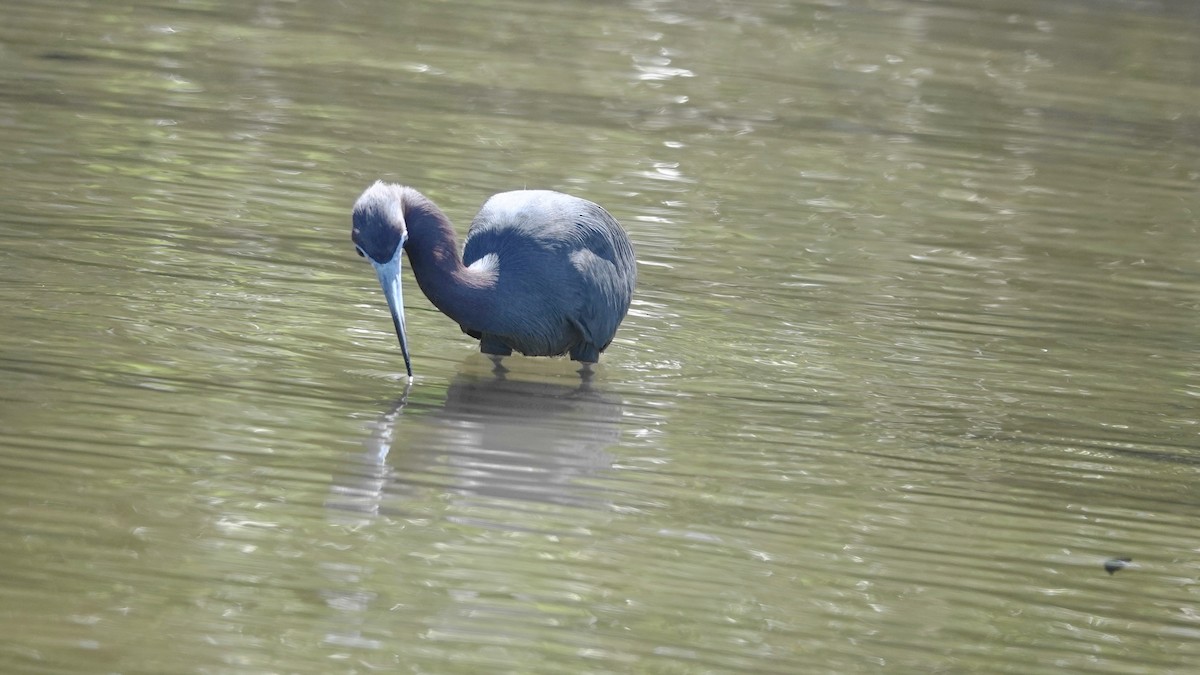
[1,0,1198,672]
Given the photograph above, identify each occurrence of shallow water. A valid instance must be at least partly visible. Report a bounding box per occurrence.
[2,0,1199,672]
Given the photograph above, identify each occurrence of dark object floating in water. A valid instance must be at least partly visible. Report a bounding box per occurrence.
[40,52,91,61]
[1104,557,1132,575]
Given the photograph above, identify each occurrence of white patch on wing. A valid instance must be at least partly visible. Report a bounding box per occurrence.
[481,191,538,222]
[467,252,500,283]
[476,190,570,233]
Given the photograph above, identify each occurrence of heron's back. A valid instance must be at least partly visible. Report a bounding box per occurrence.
[462,190,636,357]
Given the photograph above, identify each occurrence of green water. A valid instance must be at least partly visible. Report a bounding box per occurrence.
[2,0,1198,672]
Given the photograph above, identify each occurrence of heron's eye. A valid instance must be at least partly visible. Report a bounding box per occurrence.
[354,246,366,258]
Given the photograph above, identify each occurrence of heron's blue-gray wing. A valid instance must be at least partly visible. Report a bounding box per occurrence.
[565,203,637,352]
[464,191,635,356]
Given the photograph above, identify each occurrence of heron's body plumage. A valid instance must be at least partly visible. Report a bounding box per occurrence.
[351,183,636,376]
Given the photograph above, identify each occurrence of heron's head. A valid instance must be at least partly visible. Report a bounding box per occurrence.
[352,181,408,263]
[351,181,412,379]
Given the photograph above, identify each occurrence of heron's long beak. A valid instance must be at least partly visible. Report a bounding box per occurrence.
[369,239,413,379]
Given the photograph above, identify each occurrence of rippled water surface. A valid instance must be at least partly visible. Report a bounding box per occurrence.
[2,0,1199,672]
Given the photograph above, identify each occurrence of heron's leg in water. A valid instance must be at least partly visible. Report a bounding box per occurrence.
[570,342,599,381]
[569,342,600,363]
[488,354,509,376]
[479,335,512,357]
[479,335,511,376]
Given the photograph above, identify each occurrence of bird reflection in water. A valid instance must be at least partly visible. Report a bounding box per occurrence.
[327,365,624,525]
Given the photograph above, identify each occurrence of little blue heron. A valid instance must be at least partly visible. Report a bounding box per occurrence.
[351,182,636,378]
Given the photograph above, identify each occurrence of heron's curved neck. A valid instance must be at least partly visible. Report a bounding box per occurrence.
[400,196,495,328]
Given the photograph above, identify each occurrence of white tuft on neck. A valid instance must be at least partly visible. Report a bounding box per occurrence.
[466,252,500,284]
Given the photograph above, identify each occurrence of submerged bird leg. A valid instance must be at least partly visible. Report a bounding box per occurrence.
[488,354,509,377]
[577,362,595,381]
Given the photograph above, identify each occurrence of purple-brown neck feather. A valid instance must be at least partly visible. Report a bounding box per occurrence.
[395,189,496,331]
